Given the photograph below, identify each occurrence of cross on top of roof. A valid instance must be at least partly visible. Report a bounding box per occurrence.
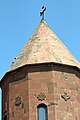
[40,6,46,20]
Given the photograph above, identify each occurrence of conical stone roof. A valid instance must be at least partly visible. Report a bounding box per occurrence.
[8,20,80,71]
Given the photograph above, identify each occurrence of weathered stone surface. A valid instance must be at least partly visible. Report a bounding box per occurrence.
[1,63,80,120]
[8,20,80,72]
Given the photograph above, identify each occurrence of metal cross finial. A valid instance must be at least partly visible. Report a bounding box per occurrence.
[40,6,46,20]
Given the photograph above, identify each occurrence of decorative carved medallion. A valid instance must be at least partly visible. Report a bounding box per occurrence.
[37,92,46,101]
[61,92,70,101]
[15,96,22,106]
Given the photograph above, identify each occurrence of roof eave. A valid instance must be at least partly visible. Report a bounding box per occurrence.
[1,62,80,87]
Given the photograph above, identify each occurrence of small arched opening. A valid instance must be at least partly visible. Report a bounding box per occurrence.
[37,104,48,120]
[4,114,7,120]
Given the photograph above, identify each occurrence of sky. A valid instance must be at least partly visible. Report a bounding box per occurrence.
[0,0,80,119]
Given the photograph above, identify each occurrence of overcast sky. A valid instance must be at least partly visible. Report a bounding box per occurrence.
[0,0,80,119]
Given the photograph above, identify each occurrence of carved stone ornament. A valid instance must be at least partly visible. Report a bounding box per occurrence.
[15,96,22,106]
[48,102,58,106]
[61,92,70,101]
[37,92,46,101]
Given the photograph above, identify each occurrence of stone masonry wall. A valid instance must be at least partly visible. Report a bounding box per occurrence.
[9,80,29,120]
[27,64,80,120]
[1,63,80,120]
